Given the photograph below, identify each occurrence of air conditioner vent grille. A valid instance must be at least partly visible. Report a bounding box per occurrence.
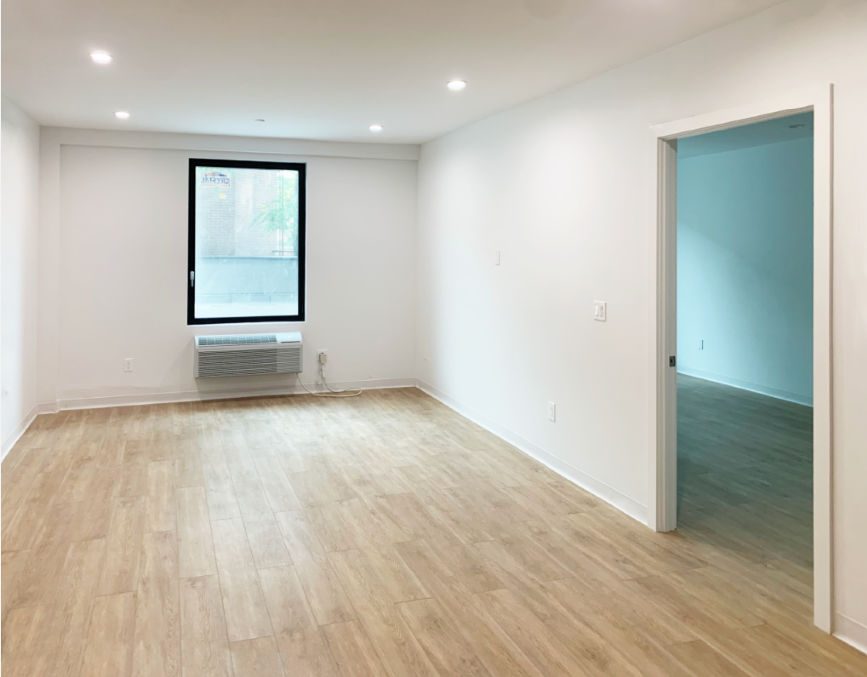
[194,332,302,378]
[199,334,277,347]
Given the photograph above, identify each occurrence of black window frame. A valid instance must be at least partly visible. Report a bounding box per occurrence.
[187,158,307,325]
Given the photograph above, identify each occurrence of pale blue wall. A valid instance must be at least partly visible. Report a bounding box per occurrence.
[676,135,813,405]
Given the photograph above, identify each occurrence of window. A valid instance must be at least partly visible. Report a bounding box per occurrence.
[187,158,306,324]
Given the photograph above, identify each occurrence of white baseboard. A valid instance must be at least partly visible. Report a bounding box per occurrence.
[1,402,53,462]
[55,377,418,411]
[417,380,647,524]
[2,378,416,461]
[677,366,813,407]
[13,376,647,528]
[836,613,867,657]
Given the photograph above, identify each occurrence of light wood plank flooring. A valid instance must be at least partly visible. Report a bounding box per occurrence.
[2,387,865,676]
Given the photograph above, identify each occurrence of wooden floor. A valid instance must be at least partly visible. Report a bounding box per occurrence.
[2,387,865,676]
[677,374,813,573]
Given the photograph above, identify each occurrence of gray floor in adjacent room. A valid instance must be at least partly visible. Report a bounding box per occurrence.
[677,374,813,584]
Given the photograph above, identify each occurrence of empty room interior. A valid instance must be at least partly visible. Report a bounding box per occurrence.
[2,1,867,676]
[675,113,816,588]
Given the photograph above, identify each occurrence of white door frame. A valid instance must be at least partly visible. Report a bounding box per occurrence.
[647,86,834,633]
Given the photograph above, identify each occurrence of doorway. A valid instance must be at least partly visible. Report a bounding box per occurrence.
[676,111,814,585]
[648,89,833,633]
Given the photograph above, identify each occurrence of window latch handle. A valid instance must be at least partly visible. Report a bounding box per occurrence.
[190,271,195,287]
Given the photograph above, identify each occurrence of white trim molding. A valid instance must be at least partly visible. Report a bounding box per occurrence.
[836,613,867,656]
[2,403,41,461]
[1,379,418,460]
[647,86,835,634]
[418,380,647,524]
[1,402,58,461]
[677,367,813,407]
[54,377,418,411]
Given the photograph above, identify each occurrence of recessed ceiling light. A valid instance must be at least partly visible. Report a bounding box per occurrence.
[90,51,113,65]
[369,124,383,132]
[255,119,265,122]
[115,111,130,120]
[447,80,467,92]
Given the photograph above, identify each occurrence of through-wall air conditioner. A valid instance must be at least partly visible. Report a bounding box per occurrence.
[194,333,302,378]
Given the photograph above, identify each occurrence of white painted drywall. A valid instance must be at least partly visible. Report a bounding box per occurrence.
[677,136,814,406]
[1,97,41,456]
[42,136,417,406]
[416,0,867,643]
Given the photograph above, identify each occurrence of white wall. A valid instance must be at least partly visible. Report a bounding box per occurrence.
[677,136,814,405]
[416,0,867,648]
[1,97,41,457]
[38,132,418,407]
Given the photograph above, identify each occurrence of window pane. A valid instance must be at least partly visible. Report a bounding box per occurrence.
[194,166,300,320]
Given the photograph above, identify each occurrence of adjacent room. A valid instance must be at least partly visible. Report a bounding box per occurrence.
[675,113,815,585]
[3,1,867,675]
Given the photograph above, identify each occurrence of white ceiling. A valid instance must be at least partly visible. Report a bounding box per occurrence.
[3,0,784,144]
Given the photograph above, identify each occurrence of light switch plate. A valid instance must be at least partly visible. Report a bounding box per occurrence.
[548,401,556,422]
[494,250,501,265]
[594,301,607,322]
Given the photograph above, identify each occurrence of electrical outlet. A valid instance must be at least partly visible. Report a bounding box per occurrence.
[699,339,704,350]
[494,250,501,265]
[123,358,134,373]
[548,401,556,422]
[318,350,328,365]
[594,301,607,322]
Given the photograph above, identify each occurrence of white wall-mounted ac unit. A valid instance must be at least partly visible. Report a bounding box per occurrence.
[194,332,302,378]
